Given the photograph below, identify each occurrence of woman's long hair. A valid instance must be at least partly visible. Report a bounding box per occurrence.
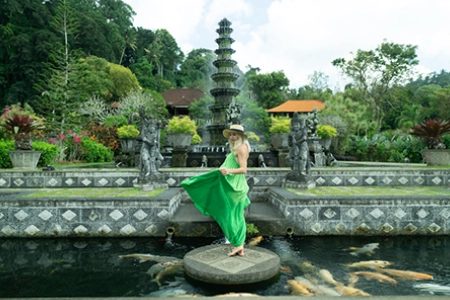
[229,135,251,153]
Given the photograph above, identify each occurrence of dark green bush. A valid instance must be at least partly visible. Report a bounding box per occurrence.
[344,131,426,163]
[0,140,14,168]
[443,134,450,148]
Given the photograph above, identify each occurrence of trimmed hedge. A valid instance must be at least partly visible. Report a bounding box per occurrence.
[0,140,59,168]
[33,141,59,167]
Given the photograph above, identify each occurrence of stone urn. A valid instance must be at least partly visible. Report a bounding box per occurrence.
[120,138,141,153]
[170,133,193,150]
[270,133,290,149]
[9,150,42,169]
[421,149,450,166]
[318,138,333,150]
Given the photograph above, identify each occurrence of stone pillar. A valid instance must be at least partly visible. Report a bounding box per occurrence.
[275,149,290,167]
[171,149,188,167]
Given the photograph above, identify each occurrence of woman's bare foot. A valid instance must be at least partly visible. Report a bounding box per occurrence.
[228,245,244,257]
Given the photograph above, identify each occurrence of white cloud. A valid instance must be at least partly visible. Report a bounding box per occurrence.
[123,0,450,90]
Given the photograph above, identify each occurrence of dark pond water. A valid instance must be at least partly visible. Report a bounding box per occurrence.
[0,235,449,297]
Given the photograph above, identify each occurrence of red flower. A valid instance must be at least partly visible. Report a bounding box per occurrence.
[73,135,81,144]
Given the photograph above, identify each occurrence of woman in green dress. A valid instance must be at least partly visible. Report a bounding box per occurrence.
[180,124,251,257]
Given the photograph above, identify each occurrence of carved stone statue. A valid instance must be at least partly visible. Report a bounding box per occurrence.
[226,98,241,126]
[306,107,319,138]
[137,107,164,183]
[284,112,314,188]
[258,154,267,168]
[201,155,208,168]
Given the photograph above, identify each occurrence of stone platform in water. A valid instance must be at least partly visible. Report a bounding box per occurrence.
[183,244,280,285]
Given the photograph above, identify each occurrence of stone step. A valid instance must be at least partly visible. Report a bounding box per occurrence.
[171,202,286,223]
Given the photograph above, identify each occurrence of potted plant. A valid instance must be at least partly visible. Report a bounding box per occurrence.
[167,116,198,149]
[0,105,45,168]
[316,124,337,150]
[269,116,291,149]
[117,124,140,153]
[409,119,450,166]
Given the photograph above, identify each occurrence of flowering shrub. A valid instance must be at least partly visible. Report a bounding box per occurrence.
[85,121,120,153]
[51,128,114,163]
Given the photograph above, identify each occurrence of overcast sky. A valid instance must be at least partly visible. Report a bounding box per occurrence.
[122,0,450,91]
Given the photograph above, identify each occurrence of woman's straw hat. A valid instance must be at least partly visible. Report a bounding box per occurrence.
[223,124,247,139]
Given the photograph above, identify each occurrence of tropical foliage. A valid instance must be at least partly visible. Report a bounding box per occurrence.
[1,0,450,164]
[409,119,450,149]
[0,104,45,150]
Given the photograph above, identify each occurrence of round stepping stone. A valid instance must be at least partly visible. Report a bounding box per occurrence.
[183,244,280,285]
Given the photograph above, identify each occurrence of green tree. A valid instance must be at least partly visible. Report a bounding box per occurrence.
[0,0,57,107]
[245,70,290,109]
[119,28,137,66]
[412,84,441,118]
[332,40,419,130]
[408,69,450,89]
[435,86,450,120]
[189,96,214,127]
[107,63,140,102]
[320,91,374,136]
[38,0,80,132]
[117,90,168,121]
[238,96,271,138]
[71,56,112,101]
[145,40,163,75]
[179,48,215,89]
[153,29,184,86]
[130,58,157,90]
[131,27,157,66]
[96,0,135,64]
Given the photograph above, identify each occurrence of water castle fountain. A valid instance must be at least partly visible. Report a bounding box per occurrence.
[1,16,450,299]
[207,18,240,147]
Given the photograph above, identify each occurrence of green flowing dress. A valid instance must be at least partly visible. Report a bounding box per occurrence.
[180,152,250,246]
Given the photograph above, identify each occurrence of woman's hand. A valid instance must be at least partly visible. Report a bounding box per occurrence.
[220,168,229,176]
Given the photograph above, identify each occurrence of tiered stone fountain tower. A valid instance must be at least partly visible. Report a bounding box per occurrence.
[207,18,240,147]
[186,19,278,168]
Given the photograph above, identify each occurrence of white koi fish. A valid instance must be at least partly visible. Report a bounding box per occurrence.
[119,253,181,263]
[348,243,379,256]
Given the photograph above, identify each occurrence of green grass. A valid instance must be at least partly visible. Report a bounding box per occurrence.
[4,186,449,199]
[289,186,450,196]
[8,187,166,198]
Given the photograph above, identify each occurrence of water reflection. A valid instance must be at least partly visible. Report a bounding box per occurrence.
[0,235,448,297]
